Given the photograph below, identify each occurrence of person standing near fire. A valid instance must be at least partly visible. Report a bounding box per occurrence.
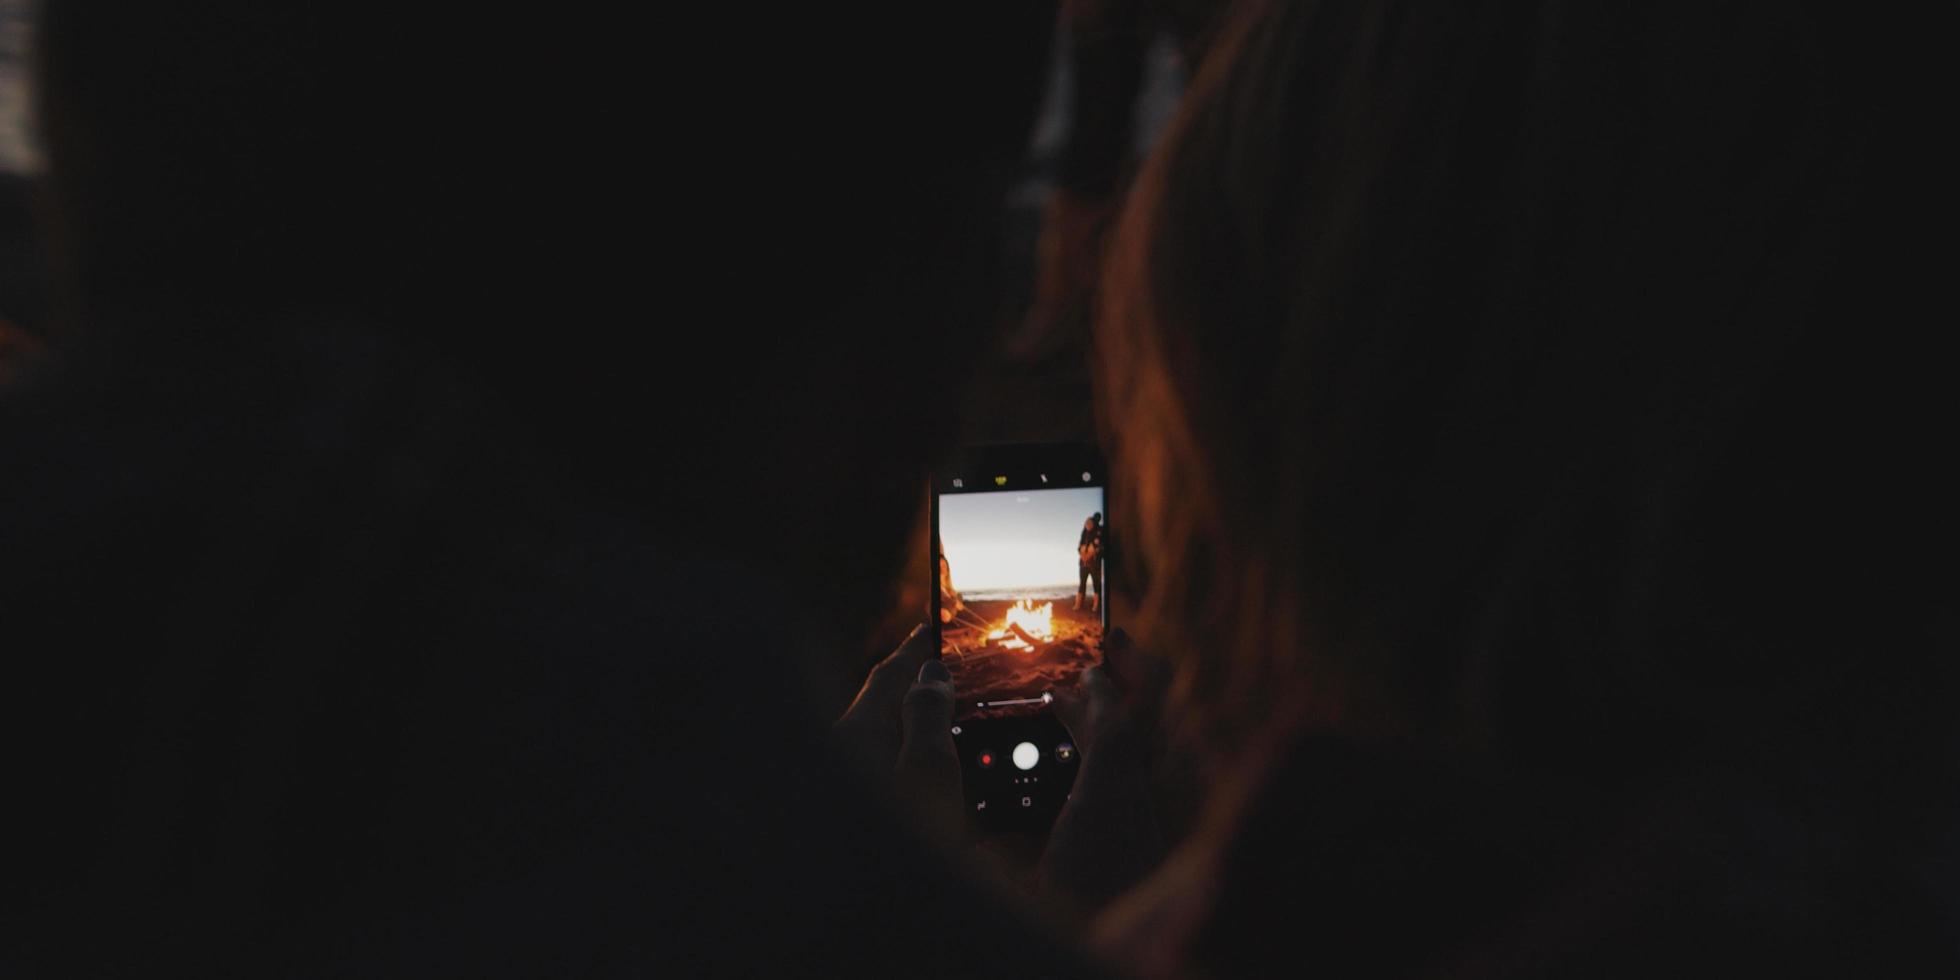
[1076,512,1103,612]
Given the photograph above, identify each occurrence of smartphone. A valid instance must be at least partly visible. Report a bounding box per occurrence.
[931,443,1107,829]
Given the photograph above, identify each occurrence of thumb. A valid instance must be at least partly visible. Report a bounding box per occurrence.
[895,660,962,833]
[898,659,956,762]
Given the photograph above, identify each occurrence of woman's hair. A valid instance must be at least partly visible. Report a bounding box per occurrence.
[1096,0,1948,775]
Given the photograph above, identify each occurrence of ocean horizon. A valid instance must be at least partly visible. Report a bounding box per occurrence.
[961,586,1081,602]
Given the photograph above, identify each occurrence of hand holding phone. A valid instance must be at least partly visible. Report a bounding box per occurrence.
[830,626,964,837]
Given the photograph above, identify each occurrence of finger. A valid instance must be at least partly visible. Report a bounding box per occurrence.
[1059,665,1130,761]
[868,624,935,699]
[840,623,932,725]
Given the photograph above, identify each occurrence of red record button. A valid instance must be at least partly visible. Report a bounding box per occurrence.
[977,751,995,769]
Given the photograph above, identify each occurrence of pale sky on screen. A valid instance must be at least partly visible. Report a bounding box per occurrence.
[939,486,1103,592]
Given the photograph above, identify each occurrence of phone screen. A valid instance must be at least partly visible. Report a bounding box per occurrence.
[932,446,1105,825]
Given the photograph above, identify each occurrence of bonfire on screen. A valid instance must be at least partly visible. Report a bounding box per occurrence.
[937,485,1105,723]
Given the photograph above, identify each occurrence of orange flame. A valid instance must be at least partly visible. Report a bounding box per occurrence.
[1005,599,1055,640]
[987,599,1056,651]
